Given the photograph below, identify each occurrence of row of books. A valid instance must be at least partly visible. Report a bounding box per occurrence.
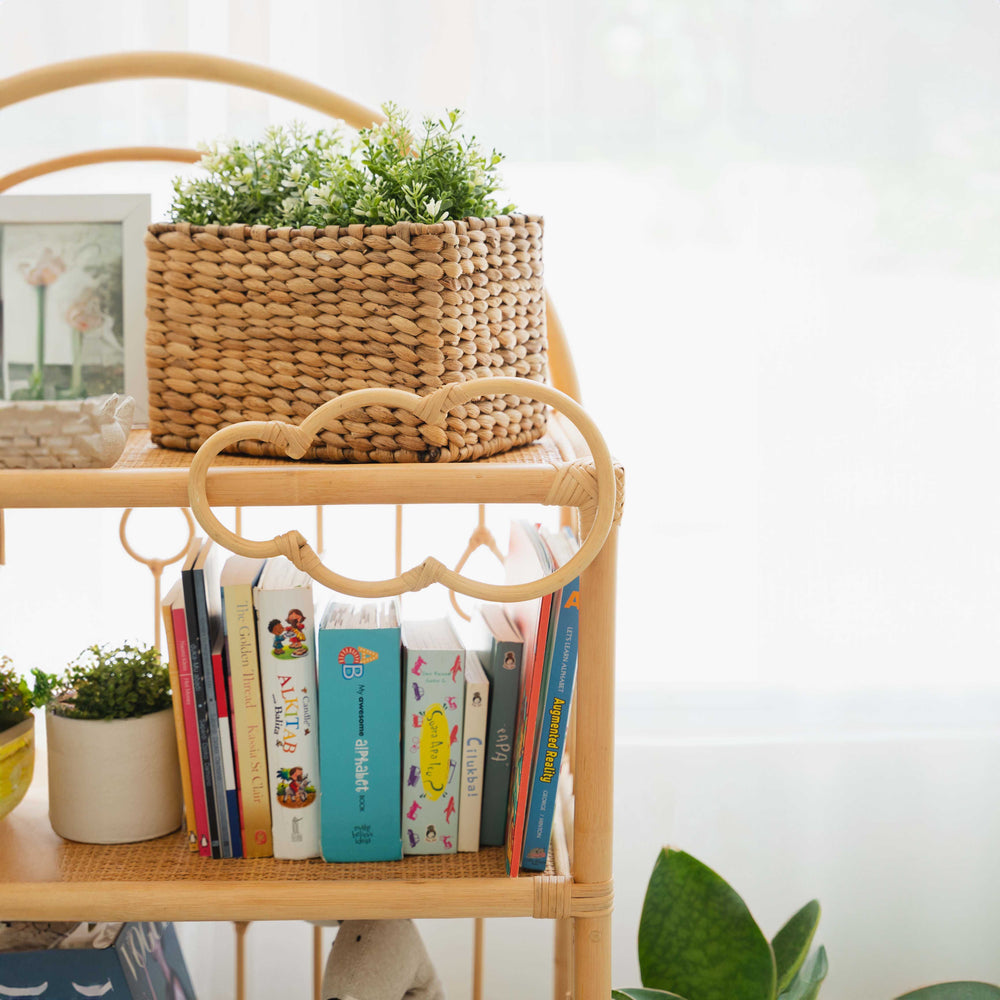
[160,519,580,876]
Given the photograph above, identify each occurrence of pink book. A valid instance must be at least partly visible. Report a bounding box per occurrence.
[171,596,213,858]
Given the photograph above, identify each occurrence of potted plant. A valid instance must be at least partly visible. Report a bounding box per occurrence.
[0,657,53,820]
[146,107,548,464]
[46,642,182,844]
[615,848,1000,1000]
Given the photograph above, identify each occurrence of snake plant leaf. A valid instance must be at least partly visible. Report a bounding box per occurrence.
[638,848,777,1000]
[895,984,1000,1000]
[772,900,821,994]
[613,990,691,1000]
[777,945,828,1000]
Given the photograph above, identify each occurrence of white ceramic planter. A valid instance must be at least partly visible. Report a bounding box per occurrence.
[46,707,182,844]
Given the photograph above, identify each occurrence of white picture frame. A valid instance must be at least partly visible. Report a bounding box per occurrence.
[0,193,150,423]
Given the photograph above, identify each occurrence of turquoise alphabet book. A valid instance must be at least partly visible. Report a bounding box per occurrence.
[318,599,403,862]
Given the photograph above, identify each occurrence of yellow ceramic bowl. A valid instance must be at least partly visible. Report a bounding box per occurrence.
[0,715,35,820]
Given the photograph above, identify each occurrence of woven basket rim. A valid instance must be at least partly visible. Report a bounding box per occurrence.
[147,213,542,241]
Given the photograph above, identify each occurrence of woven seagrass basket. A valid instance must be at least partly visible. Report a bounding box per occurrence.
[145,214,547,463]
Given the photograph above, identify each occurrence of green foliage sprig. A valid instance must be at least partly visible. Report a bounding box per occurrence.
[0,656,56,732]
[169,104,514,229]
[50,643,171,721]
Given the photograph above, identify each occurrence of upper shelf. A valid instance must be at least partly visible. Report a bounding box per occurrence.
[0,413,592,511]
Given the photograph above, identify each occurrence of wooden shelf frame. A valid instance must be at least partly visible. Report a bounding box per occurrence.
[0,404,622,1000]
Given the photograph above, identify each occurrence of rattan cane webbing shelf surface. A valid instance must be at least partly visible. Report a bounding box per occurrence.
[0,413,582,510]
[0,734,568,922]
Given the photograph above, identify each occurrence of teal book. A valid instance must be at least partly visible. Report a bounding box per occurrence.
[520,526,581,872]
[473,603,524,847]
[401,617,466,855]
[318,599,403,862]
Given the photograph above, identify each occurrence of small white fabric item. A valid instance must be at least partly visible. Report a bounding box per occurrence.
[322,920,445,1000]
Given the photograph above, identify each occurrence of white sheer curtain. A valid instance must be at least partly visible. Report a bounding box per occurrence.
[2,1,1000,997]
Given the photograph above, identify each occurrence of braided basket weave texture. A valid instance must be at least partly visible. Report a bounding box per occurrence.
[145,214,547,462]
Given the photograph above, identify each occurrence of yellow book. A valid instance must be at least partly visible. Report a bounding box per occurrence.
[220,554,273,858]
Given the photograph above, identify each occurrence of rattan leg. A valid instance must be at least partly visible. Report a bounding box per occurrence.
[554,917,573,1000]
[573,915,611,1000]
[313,924,324,1000]
[234,921,249,1000]
[473,918,485,1000]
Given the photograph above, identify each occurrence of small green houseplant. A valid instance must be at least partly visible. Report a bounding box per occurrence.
[615,848,1000,1000]
[46,643,182,844]
[0,658,54,820]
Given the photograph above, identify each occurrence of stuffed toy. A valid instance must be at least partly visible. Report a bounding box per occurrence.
[322,919,445,1000]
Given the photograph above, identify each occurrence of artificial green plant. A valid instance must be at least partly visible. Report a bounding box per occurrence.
[169,104,515,229]
[0,656,55,733]
[48,643,171,721]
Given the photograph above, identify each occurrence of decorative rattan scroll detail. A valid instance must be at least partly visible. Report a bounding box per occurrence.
[119,507,195,649]
[188,377,617,603]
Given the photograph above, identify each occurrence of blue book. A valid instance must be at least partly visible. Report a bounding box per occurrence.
[188,537,233,858]
[520,526,581,872]
[318,599,403,862]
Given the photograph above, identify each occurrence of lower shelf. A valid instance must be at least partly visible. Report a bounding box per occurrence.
[0,767,577,923]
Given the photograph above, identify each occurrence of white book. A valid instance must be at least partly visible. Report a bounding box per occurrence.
[458,651,490,852]
[253,557,321,859]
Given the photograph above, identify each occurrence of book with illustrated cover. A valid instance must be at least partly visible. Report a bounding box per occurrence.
[179,536,223,858]
[503,519,557,877]
[211,631,243,859]
[520,525,581,871]
[473,603,523,847]
[219,554,272,858]
[401,617,465,855]
[458,651,490,852]
[254,557,321,860]
[318,599,403,862]
[160,579,199,854]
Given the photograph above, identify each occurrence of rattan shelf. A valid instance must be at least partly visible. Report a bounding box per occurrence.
[0,733,582,924]
[0,412,584,510]
[0,399,621,1000]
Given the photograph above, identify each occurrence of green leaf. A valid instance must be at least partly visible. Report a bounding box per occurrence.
[895,984,1000,1000]
[778,946,828,1000]
[638,849,777,1000]
[613,990,690,1000]
[772,900,821,993]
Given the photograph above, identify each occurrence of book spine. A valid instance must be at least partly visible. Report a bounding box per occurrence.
[212,643,244,859]
[161,601,199,854]
[458,672,489,852]
[193,566,232,859]
[222,582,273,858]
[520,576,581,871]
[479,638,521,846]
[504,592,554,877]
[179,569,221,858]
[401,647,465,855]
[256,588,321,859]
[318,625,403,862]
